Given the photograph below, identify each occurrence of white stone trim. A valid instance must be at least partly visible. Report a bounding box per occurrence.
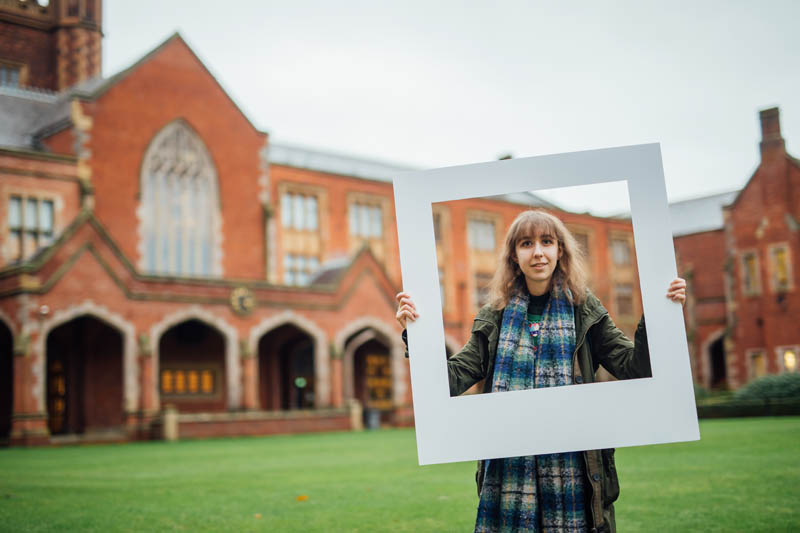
[335,317,407,408]
[150,306,240,411]
[259,141,278,283]
[35,300,137,414]
[248,310,330,408]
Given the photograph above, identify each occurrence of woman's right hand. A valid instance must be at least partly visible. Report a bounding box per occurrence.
[395,292,419,329]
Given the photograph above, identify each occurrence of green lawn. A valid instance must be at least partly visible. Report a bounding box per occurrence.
[0,417,798,532]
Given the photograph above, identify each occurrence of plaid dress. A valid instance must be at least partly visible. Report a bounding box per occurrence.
[474,281,586,532]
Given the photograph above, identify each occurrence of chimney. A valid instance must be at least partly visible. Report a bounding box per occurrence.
[54,0,103,90]
[759,107,785,155]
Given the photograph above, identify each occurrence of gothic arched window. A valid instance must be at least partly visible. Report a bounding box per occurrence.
[138,121,222,277]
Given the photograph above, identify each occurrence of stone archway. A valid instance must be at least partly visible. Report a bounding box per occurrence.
[36,301,137,416]
[335,317,406,410]
[249,311,329,408]
[150,306,240,411]
[256,325,316,411]
[158,319,227,412]
[45,316,124,435]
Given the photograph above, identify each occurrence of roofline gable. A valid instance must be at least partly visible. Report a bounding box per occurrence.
[71,32,267,136]
[0,211,399,311]
[726,150,799,210]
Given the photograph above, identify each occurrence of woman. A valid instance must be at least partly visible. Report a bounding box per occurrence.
[396,209,686,533]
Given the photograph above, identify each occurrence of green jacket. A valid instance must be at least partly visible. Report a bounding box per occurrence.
[448,290,650,533]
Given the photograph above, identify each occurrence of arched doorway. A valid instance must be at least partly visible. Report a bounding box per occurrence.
[46,316,123,435]
[709,336,727,389]
[158,320,227,413]
[0,321,12,441]
[258,325,316,411]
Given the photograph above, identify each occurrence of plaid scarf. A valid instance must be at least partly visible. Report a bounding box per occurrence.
[475,278,586,532]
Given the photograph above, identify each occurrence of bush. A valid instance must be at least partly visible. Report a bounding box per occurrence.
[733,372,800,402]
[693,382,710,401]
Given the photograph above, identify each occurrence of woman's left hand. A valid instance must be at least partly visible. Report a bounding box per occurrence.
[666,277,687,306]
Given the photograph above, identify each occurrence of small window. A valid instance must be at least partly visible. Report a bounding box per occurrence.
[749,350,767,379]
[468,219,496,251]
[769,245,792,292]
[283,253,319,286]
[614,283,634,316]
[778,346,798,372]
[0,64,21,88]
[572,231,589,258]
[281,192,319,231]
[201,370,214,393]
[161,370,173,394]
[160,368,217,396]
[6,195,56,262]
[742,251,760,295]
[349,203,382,238]
[610,238,631,266]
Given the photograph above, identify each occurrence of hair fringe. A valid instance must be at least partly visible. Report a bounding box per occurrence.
[487,210,588,309]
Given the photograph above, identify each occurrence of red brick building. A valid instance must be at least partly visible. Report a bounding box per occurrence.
[0,0,643,445]
[674,108,800,390]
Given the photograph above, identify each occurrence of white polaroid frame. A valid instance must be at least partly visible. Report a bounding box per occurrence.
[393,144,699,466]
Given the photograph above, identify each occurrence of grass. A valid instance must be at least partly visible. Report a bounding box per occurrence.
[0,418,798,531]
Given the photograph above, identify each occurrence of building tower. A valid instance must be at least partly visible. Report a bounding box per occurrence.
[0,0,102,91]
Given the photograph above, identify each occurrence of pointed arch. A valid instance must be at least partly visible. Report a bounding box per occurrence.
[150,306,240,410]
[137,119,223,277]
[249,310,329,408]
[335,317,407,409]
[701,328,727,389]
[35,301,137,414]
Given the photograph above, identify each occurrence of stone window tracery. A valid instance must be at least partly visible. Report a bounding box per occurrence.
[139,121,222,277]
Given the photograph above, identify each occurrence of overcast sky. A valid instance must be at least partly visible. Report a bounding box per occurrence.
[103,1,799,215]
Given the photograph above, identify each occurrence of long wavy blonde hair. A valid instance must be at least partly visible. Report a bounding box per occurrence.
[487,210,588,309]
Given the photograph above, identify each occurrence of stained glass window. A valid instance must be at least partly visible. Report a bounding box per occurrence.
[140,121,220,276]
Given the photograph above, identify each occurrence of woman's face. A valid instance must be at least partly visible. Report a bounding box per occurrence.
[514,231,562,288]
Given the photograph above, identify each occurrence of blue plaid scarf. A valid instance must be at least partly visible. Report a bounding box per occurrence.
[475,278,586,532]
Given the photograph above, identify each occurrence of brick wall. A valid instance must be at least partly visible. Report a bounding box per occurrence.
[85,37,267,280]
[0,21,56,89]
[727,150,800,384]
[674,229,727,386]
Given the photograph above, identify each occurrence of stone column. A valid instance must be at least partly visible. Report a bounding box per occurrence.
[138,334,157,414]
[240,339,258,410]
[10,332,49,445]
[330,355,344,408]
